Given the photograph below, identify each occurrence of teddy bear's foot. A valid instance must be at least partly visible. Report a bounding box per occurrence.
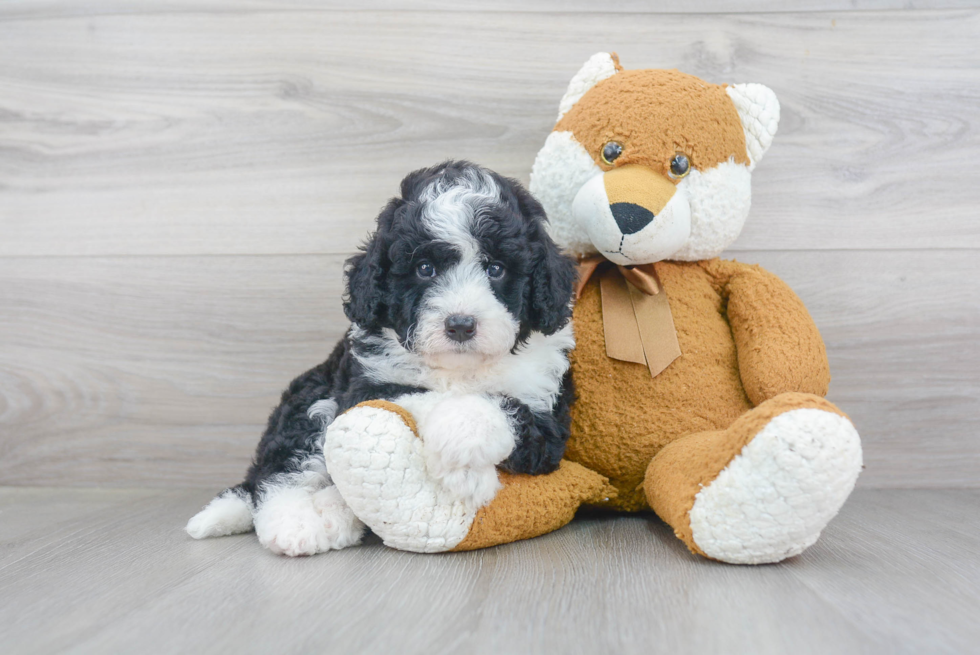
[323,400,614,553]
[645,392,862,564]
[323,400,480,553]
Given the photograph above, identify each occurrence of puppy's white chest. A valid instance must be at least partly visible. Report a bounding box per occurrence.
[353,324,574,412]
[422,325,574,412]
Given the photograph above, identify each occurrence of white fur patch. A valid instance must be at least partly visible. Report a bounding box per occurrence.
[530,131,603,257]
[253,484,365,557]
[493,326,575,413]
[185,488,253,539]
[726,84,780,170]
[352,323,573,413]
[420,166,500,259]
[557,52,619,121]
[670,159,753,261]
[689,408,863,564]
[324,404,480,553]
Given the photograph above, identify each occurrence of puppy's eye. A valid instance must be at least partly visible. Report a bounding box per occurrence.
[486,262,505,280]
[669,153,691,179]
[416,261,437,279]
[601,141,623,165]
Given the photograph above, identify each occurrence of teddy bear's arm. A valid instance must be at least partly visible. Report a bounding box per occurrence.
[324,400,615,553]
[704,259,831,406]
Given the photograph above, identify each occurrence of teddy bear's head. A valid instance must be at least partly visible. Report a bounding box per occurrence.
[530,53,780,265]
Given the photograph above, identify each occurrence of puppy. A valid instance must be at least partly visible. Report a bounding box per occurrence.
[186,161,578,556]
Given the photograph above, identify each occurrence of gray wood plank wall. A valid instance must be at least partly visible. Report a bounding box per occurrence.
[1,3,977,488]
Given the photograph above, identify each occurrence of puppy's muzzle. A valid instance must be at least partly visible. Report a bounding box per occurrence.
[444,314,477,343]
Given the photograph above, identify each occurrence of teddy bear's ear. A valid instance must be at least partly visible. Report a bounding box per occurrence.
[556,52,621,122]
[726,83,781,170]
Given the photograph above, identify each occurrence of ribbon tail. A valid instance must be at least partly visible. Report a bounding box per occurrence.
[627,280,681,377]
[596,263,682,377]
[599,267,646,365]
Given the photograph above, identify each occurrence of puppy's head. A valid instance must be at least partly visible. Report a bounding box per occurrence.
[344,161,576,370]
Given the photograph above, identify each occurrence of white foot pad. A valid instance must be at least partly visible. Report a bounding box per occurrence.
[323,405,482,553]
[689,408,863,564]
[254,486,365,557]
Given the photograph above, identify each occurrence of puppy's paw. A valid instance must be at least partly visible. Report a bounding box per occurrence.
[436,465,502,508]
[420,394,516,470]
[418,394,513,508]
[310,486,366,550]
[254,486,364,557]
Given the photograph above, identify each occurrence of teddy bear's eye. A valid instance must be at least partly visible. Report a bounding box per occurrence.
[601,141,623,165]
[669,153,691,179]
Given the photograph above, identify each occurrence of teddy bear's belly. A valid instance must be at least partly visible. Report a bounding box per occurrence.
[566,261,752,511]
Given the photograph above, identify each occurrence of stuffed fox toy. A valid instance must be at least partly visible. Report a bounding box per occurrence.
[324,53,863,564]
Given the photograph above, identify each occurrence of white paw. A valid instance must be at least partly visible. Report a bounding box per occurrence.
[421,395,517,469]
[690,408,863,564]
[254,485,365,557]
[310,486,365,549]
[418,395,513,506]
[436,465,502,508]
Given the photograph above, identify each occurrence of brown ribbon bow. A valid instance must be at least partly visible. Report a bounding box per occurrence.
[575,256,681,378]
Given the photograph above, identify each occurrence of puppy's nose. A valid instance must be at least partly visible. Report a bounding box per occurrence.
[610,202,655,235]
[444,314,477,342]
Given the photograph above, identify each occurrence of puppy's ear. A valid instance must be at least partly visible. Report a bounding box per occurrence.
[343,199,398,328]
[529,231,577,335]
[515,184,577,335]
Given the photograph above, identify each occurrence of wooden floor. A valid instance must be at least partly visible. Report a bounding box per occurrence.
[0,487,976,654]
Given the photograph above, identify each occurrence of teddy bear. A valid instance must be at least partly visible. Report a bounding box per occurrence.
[322,53,863,564]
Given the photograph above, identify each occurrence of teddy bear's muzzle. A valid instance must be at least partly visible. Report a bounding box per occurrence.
[572,165,691,265]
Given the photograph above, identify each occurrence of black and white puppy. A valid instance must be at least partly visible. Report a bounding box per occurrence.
[186,161,578,556]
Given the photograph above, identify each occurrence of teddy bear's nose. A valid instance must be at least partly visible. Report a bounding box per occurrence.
[610,202,655,235]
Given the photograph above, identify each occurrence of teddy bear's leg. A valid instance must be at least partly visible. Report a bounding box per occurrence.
[644,392,862,564]
[323,400,613,553]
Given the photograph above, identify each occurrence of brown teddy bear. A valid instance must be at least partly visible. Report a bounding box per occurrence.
[323,54,863,563]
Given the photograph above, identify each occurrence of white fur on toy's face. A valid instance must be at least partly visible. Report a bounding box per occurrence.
[570,170,692,266]
[530,53,779,265]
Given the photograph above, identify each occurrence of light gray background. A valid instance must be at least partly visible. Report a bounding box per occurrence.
[1,1,977,490]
